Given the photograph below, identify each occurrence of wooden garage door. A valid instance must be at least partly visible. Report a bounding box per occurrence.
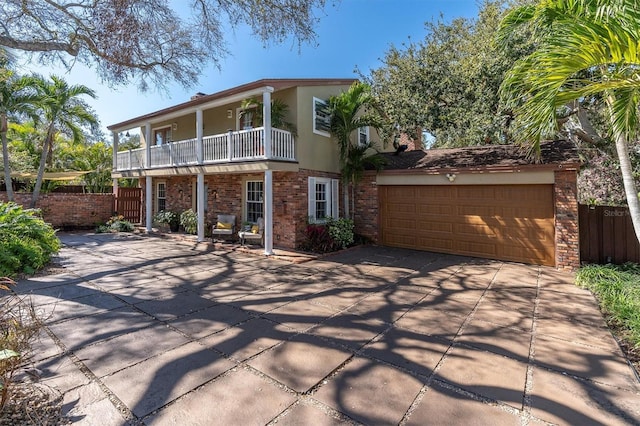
[379,185,555,266]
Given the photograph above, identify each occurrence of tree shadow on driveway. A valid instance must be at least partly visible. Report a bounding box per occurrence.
[16,233,640,425]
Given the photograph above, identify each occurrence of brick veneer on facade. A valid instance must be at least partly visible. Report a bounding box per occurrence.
[554,169,580,270]
[353,170,380,243]
[142,169,341,250]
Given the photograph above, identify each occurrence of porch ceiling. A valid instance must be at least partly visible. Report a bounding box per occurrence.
[111,160,299,178]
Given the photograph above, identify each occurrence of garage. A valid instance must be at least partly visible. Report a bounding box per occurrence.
[379,184,556,266]
[360,140,581,269]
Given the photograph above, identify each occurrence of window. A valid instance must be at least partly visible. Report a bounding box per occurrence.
[156,182,166,213]
[153,126,172,145]
[241,108,256,130]
[358,126,369,147]
[313,97,331,136]
[245,180,264,223]
[308,177,339,222]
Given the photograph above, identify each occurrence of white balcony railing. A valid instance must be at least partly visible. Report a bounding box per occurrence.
[116,127,295,171]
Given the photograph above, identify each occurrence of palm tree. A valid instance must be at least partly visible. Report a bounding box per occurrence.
[0,66,39,201]
[30,75,97,207]
[328,81,383,219]
[498,0,640,243]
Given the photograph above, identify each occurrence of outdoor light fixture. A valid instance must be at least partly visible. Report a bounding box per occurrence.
[446,173,457,182]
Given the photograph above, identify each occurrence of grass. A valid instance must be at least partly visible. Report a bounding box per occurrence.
[576,263,640,349]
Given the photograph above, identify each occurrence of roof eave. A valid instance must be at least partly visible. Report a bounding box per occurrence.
[107,78,357,132]
[378,161,580,175]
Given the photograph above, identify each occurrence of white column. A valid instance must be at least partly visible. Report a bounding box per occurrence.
[196,109,204,164]
[264,170,274,255]
[112,132,119,199]
[263,88,273,159]
[197,173,205,242]
[112,132,119,171]
[145,176,153,232]
[145,122,152,168]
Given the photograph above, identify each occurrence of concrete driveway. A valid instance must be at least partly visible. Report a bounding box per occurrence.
[14,233,640,425]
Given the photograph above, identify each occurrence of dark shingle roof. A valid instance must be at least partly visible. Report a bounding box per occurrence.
[375,140,579,171]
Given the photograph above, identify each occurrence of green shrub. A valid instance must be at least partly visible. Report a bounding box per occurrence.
[300,217,355,253]
[180,209,197,234]
[327,217,354,249]
[0,202,60,277]
[96,215,134,233]
[153,210,180,231]
[576,263,640,348]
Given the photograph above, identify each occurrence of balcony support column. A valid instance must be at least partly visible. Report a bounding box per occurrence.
[196,109,204,164]
[263,88,273,159]
[112,131,119,196]
[197,173,205,242]
[145,122,152,168]
[145,176,153,232]
[264,169,274,255]
[112,132,119,170]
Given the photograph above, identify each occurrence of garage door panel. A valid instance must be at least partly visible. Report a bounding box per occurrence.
[454,223,497,238]
[416,237,454,251]
[417,186,454,198]
[416,221,454,233]
[380,184,555,266]
[417,204,455,215]
[456,241,498,256]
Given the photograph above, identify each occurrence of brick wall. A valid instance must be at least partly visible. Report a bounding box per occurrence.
[554,169,580,270]
[273,169,341,249]
[353,171,379,242]
[143,170,340,250]
[0,192,114,228]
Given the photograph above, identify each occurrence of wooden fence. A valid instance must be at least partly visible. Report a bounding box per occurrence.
[115,187,142,224]
[579,204,640,264]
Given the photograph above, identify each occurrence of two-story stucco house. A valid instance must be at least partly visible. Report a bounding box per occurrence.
[109,78,581,270]
[108,78,366,254]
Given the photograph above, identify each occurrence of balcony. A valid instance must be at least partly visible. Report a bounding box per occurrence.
[115,127,295,171]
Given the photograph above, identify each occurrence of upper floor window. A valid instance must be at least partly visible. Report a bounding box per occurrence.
[154,126,172,145]
[240,107,258,130]
[308,177,339,223]
[313,97,331,137]
[358,126,369,147]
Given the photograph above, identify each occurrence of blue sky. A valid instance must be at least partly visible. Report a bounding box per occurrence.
[20,0,480,135]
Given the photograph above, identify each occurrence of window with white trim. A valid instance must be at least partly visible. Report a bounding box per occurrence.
[358,126,369,147]
[313,97,331,136]
[156,182,166,213]
[240,108,257,130]
[245,180,264,223]
[308,177,339,222]
[153,126,172,145]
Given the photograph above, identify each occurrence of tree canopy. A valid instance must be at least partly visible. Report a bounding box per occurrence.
[362,0,533,148]
[0,0,331,91]
[498,0,640,239]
